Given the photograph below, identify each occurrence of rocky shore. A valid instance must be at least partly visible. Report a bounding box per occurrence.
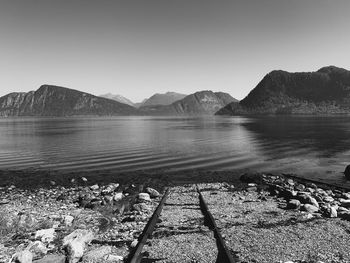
[1,170,350,262]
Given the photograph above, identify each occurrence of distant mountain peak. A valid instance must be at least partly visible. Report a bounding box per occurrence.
[141,92,187,107]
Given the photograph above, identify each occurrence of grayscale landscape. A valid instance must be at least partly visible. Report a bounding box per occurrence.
[1,1,350,263]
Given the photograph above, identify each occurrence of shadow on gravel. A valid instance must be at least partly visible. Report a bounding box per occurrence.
[254,217,321,229]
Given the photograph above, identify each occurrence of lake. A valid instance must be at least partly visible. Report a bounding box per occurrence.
[0,116,350,185]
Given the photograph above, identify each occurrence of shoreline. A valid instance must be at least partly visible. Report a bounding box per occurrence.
[1,170,350,262]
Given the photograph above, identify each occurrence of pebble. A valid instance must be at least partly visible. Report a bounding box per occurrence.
[104,254,124,262]
[12,250,33,263]
[146,187,160,198]
[138,193,151,202]
[35,228,56,244]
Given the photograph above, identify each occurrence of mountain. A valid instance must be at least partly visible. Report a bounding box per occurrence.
[216,66,350,115]
[99,93,134,106]
[141,92,187,107]
[0,85,138,117]
[140,90,238,115]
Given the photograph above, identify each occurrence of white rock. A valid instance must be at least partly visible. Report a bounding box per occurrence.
[146,187,160,198]
[138,193,151,202]
[35,228,56,244]
[113,192,123,201]
[62,229,94,263]
[64,215,74,227]
[104,254,124,262]
[11,250,33,263]
[81,177,88,182]
[130,239,138,248]
[90,184,99,191]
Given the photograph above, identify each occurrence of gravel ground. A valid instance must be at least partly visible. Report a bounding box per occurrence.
[143,185,218,263]
[199,183,350,263]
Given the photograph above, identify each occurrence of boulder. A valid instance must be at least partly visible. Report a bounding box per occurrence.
[62,229,94,263]
[138,193,151,202]
[146,187,160,198]
[325,206,337,218]
[302,204,319,213]
[287,199,301,210]
[83,246,112,262]
[35,228,56,244]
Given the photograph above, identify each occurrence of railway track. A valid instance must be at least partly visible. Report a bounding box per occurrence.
[126,185,236,263]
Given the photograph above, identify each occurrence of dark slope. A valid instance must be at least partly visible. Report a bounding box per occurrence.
[216,66,350,115]
[140,90,237,115]
[0,85,138,116]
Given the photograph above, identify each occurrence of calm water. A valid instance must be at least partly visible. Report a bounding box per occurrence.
[1,116,350,185]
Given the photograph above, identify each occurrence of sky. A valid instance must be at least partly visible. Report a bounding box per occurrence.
[0,0,350,102]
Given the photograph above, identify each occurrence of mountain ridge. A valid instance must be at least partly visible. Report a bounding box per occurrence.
[0,85,137,117]
[216,66,350,115]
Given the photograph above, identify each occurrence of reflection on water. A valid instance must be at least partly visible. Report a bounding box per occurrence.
[0,116,350,185]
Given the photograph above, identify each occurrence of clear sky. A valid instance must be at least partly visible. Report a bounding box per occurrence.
[0,0,350,102]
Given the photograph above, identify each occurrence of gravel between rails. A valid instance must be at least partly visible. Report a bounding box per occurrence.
[142,185,218,263]
[199,183,350,263]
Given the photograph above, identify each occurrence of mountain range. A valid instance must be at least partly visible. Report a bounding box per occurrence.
[0,86,237,117]
[216,66,350,115]
[0,85,137,117]
[139,91,237,115]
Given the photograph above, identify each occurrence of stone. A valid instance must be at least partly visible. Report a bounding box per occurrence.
[138,193,151,202]
[323,196,334,203]
[35,228,56,244]
[306,196,319,208]
[102,183,119,195]
[146,187,160,198]
[133,203,151,212]
[342,193,350,199]
[83,246,112,262]
[12,250,33,263]
[338,206,349,213]
[104,195,114,204]
[325,206,337,218]
[27,241,47,259]
[302,204,319,213]
[33,254,66,263]
[295,184,305,191]
[130,239,138,248]
[286,179,294,186]
[90,184,99,191]
[287,199,301,210]
[344,164,350,179]
[50,181,56,186]
[246,186,258,192]
[113,193,123,201]
[340,199,350,208]
[104,254,124,262]
[63,229,94,263]
[64,215,74,227]
[338,211,350,220]
[81,177,88,182]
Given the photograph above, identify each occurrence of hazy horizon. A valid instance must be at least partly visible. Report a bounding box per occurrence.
[1,0,350,102]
